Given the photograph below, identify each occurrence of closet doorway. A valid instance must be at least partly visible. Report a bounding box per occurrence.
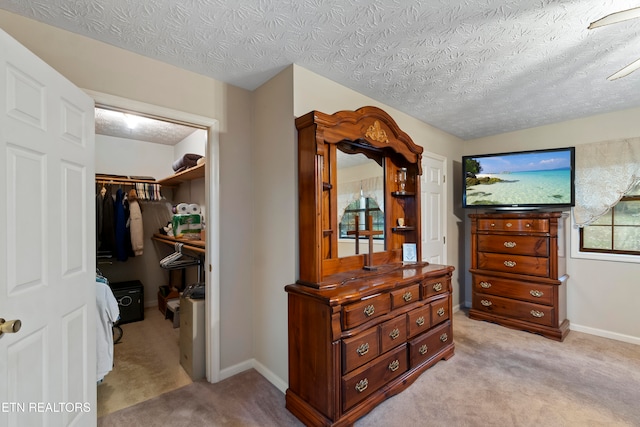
[90,91,220,416]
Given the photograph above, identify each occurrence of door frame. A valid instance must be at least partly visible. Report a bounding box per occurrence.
[85,90,221,383]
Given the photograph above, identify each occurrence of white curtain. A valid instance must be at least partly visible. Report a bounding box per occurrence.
[337,176,384,224]
[573,137,640,227]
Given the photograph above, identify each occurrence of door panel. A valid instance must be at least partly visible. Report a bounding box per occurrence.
[0,28,95,426]
[421,153,446,264]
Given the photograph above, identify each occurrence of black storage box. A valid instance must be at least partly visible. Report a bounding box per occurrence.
[109,280,144,324]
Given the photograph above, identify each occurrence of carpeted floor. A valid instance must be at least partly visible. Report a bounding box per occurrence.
[97,306,193,417]
[98,310,640,426]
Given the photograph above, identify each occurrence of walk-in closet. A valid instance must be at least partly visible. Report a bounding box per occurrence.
[94,106,208,416]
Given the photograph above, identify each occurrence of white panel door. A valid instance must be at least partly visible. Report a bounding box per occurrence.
[0,29,96,426]
[421,153,446,264]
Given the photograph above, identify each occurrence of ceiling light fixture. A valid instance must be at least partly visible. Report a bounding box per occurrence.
[589,7,640,80]
[123,113,139,129]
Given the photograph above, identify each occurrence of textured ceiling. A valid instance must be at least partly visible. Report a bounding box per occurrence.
[95,107,199,145]
[3,0,640,140]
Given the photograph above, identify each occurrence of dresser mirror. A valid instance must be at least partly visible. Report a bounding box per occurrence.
[336,144,385,258]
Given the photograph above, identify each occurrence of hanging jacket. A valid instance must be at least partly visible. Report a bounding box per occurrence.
[114,188,128,262]
[129,196,144,256]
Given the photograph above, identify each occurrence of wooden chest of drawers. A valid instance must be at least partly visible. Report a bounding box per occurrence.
[469,212,569,341]
[285,263,455,426]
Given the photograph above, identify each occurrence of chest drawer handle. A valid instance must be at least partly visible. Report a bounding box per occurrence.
[419,344,428,355]
[504,241,516,248]
[416,316,425,327]
[440,333,448,342]
[437,307,445,317]
[356,343,369,356]
[506,222,513,228]
[530,310,545,318]
[389,328,400,340]
[530,290,544,298]
[355,378,368,393]
[403,291,413,302]
[480,299,492,307]
[432,282,443,292]
[480,281,492,288]
[504,260,517,268]
[388,360,400,372]
[363,305,375,317]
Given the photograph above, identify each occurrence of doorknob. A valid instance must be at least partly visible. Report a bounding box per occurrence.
[0,318,22,336]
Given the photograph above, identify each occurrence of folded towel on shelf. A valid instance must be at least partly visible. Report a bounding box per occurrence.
[172,153,203,172]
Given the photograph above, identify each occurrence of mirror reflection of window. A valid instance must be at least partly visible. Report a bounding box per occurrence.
[336,151,385,257]
[339,195,384,239]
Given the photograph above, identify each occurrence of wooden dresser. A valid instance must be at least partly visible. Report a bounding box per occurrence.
[286,107,455,426]
[468,211,569,341]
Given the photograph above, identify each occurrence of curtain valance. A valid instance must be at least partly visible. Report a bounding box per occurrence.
[573,137,640,227]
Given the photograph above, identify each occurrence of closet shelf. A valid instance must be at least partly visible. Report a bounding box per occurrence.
[157,163,205,187]
[152,233,205,254]
[96,174,157,185]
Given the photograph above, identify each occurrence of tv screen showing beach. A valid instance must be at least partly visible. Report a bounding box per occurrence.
[463,148,574,208]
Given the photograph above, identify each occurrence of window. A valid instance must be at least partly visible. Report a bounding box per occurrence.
[580,181,640,255]
[339,197,384,239]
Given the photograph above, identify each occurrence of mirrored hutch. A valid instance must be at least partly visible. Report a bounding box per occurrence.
[285,107,455,426]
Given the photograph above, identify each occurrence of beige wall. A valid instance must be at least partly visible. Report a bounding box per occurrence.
[465,109,640,343]
[0,10,255,373]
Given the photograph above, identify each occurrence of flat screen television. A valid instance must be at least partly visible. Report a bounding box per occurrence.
[463,146,575,210]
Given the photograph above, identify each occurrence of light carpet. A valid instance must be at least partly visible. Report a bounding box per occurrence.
[98,310,640,426]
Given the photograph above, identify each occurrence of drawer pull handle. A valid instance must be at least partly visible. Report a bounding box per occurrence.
[530,290,544,298]
[437,307,445,317]
[389,328,400,340]
[388,360,400,372]
[506,222,513,228]
[363,305,375,317]
[403,291,413,302]
[356,343,369,356]
[440,333,448,342]
[416,316,425,327]
[530,310,545,318]
[480,281,492,288]
[355,378,368,393]
[433,282,443,292]
[504,241,516,248]
[504,260,517,268]
[490,223,495,227]
[419,344,428,355]
[480,299,492,307]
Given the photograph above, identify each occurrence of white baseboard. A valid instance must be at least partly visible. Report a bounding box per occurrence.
[219,358,288,394]
[570,323,640,346]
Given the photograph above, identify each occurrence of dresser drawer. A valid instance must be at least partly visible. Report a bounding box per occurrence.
[342,293,390,330]
[430,296,450,326]
[477,234,549,257]
[473,274,554,305]
[390,283,420,309]
[421,276,449,299]
[477,218,549,233]
[409,321,452,368]
[380,316,407,354]
[477,252,549,277]
[342,327,380,374]
[342,345,408,411]
[473,293,555,327]
[407,304,431,338]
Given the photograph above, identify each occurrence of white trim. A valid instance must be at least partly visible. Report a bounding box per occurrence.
[219,359,288,394]
[570,323,640,346]
[84,89,221,384]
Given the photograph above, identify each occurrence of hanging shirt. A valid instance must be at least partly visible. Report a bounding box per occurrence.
[96,280,120,382]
